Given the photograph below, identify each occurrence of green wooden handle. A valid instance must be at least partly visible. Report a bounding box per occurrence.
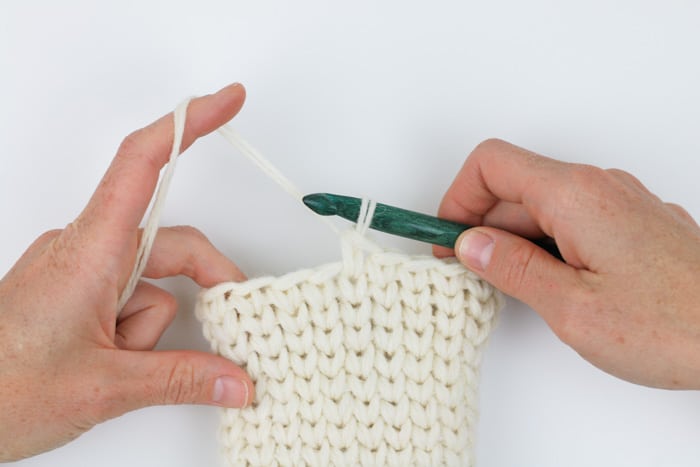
[303,193,564,261]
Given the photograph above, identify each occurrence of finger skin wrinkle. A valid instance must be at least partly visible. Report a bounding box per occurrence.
[500,241,538,299]
[163,359,198,405]
[117,131,167,175]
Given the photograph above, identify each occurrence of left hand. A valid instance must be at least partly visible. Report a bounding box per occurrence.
[0,83,254,461]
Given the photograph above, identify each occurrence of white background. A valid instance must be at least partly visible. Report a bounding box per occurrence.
[2,1,700,466]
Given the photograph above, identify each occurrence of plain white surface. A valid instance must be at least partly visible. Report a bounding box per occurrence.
[2,1,700,465]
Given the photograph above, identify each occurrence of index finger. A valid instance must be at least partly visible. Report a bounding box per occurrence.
[434,138,573,256]
[78,83,246,238]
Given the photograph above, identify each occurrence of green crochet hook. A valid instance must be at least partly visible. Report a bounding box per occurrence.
[302,192,563,261]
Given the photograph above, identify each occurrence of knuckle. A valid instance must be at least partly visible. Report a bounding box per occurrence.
[35,229,62,245]
[170,225,208,242]
[117,130,143,157]
[559,164,613,212]
[605,167,632,179]
[161,360,201,404]
[162,292,179,323]
[569,164,609,190]
[606,168,649,193]
[498,242,537,297]
[470,138,548,170]
[472,138,507,157]
[117,129,160,172]
[43,224,88,274]
[24,229,63,257]
[170,226,211,265]
[160,226,215,282]
[666,202,695,222]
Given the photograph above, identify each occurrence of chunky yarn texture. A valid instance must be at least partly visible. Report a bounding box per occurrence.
[196,231,501,466]
[122,97,502,466]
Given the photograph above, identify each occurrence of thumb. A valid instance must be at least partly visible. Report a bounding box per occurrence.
[107,349,254,415]
[455,227,580,312]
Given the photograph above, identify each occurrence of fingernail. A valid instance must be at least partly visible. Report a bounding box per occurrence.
[217,82,242,94]
[458,230,495,271]
[212,376,249,408]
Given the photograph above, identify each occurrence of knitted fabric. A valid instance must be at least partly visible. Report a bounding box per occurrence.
[120,97,502,466]
[196,230,501,466]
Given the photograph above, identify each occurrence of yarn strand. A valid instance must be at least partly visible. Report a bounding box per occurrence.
[355,198,377,235]
[118,99,347,313]
[217,124,340,235]
[114,95,501,466]
[116,98,190,313]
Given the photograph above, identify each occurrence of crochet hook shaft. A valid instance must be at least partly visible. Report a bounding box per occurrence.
[302,192,563,261]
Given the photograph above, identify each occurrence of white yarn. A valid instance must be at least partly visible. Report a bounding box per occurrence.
[355,198,377,236]
[196,240,501,466]
[217,124,339,235]
[117,98,190,313]
[217,125,304,201]
[117,101,336,313]
[120,96,502,466]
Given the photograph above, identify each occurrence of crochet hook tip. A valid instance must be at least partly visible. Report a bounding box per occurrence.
[302,193,338,216]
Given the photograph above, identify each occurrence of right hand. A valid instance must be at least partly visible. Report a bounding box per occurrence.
[435,139,700,389]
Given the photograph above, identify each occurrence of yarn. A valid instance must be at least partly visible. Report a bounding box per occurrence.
[196,232,501,466]
[121,97,502,466]
[217,124,339,235]
[355,198,377,236]
[117,98,191,312]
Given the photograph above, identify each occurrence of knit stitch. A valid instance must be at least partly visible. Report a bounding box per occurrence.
[120,97,502,466]
[196,230,501,466]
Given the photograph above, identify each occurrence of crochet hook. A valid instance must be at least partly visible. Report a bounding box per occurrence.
[302,192,563,261]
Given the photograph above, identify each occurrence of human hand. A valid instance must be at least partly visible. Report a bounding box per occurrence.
[0,83,254,461]
[435,139,700,389]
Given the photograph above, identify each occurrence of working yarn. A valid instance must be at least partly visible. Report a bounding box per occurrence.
[121,97,502,466]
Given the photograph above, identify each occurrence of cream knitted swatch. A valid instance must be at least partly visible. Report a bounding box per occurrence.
[121,97,502,466]
[196,230,501,466]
